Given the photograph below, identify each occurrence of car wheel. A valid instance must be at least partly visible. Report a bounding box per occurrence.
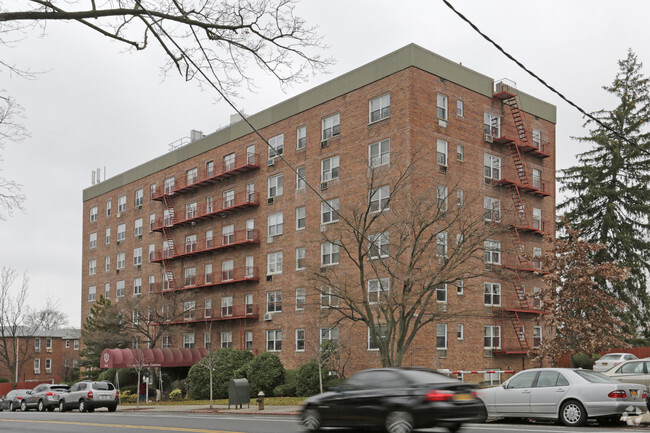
[37,400,45,412]
[59,400,66,412]
[302,407,321,432]
[79,400,86,413]
[560,400,587,427]
[20,400,27,411]
[9,402,14,412]
[385,410,414,433]
[108,405,117,413]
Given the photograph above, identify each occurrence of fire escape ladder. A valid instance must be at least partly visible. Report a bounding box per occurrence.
[510,185,526,218]
[511,269,530,309]
[160,194,176,290]
[504,96,530,145]
[508,311,530,351]
[509,141,529,185]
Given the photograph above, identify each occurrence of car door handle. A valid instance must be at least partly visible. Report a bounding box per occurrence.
[556,389,565,392]
[521,390,531,394]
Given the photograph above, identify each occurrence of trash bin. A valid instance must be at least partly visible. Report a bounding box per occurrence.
[228,378,250,409]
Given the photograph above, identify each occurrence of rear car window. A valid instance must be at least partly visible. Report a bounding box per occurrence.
[93,382,115,391]
[575,370,620,383]
[600,354,621,361]
[399,369,458,384]
[50,386,70,391]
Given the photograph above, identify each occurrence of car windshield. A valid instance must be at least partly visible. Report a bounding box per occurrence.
[93,382,115,391]
[574,370,620,383]
[599,354,622,361]
[50,386,70,391]
[399,369,457,384]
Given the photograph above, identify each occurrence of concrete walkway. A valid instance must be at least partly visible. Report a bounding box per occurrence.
[118,404,301,416]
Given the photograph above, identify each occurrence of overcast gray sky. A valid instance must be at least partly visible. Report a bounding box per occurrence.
[1,0,647,327]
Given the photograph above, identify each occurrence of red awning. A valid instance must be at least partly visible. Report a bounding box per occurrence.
[100,348,208,369]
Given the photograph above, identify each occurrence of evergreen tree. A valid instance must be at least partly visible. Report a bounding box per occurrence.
[79,296,129,370]
[559,49,650,337]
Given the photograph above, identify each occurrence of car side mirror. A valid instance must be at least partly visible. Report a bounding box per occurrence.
[330,386,341,392]
[26,391,32,395]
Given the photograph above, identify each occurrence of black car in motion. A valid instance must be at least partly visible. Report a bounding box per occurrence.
[301,367,486,433]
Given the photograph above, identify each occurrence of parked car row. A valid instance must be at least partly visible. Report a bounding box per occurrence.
[0,380,118,413]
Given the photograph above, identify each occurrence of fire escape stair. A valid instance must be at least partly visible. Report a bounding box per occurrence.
[161,196,176,290]
[508,310,530,352]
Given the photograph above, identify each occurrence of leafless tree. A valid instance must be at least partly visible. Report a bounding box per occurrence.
[309,156,507,367]
[26,298,69,330]
[0,0,331,97]
[0,94,27,220]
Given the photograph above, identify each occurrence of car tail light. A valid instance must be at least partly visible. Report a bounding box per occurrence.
[115,390,119,399]
[45,392,55,396]
[425,390,454,401]
[16,397,22,400]
[643,392,648,400]
[608,390,627,399]
[88,391,94,399]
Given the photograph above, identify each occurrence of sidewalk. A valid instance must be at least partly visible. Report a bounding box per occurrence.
[118,404,301,416]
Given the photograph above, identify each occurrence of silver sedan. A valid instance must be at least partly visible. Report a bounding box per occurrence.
[477,368,647,427]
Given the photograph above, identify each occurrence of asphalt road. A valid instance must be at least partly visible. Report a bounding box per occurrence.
[0,411,648,433]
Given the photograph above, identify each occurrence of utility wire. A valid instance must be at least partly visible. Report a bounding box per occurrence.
[442,0,650,158]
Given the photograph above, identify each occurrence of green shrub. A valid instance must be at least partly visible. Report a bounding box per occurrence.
[272,369,297,397]
[242,352,285,397]
[573,353,598,369]
[187,349,254,399]
[169,389,183,401]
[119,390,137,404]
[0,377,8,383]
[296,360,321,397]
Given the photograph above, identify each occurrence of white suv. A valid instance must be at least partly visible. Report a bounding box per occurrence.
[59,381,118,412]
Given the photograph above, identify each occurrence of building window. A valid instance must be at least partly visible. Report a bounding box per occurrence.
[457,324,464,340]
[296,288,305,310]
[484,240,501,265]
[456,100,464,117]
[368,278,389,304]
[534,286,542,309]
[368,325,387,351]
[456,190,464,207]
[456,280,464,295]
[118,195,127,213]
[457,144,464,161]
[202,332,211,350]
[321,198,340,224]
[321,242,339,266]
[34,338,41,352]
[267,291,282,313]
[532,169,542,190]
[370,185,390,213]
[204,299,212,318]
[267,330,282,351]
[184,301,196,320]
[484,112,501,137]
[532,129,541,148]
[89,232,97,249]
[296,329,305,351]
[185,202,197,219]
[89,260,96,276]
[321,155,340,182]
[268,174,284,198]
[369,232,390,259]
[296,206,306,230]
[150,184,156,199]
[133,278,142,296]
[163,177,175,194]
[369,138,390,167]
[322,113,340,140]
[436,324,447,349]
[161,335,172,349]
[105,228,111,245]
[221,332,232,349]
[223,189,235,208]
[223,153,236,171]
[533,247,543,270]
[245,331,253,350]
[484,282,501,306]
[437,94,448,121]
[437,139,448,166]
[34,358,40,373]
[320,287,338,309]
[116,253,125,270]
[436,284,447,303]
[183,266,197,286]
[246,183,255,202]
[269,134,284,158]
[90,206,98,222]
[296,247,306,270]
[484,197,501,222]
[267,251,283,275]
[117,224,126,242]
[106,200,112,217]
[104,283,110,299]
[296,166,306,190]
[369,94,390,122]
[268,212,284,237]
[65,339,70,349]
[134,218,143,237]
[320,327,339,345]
[297,126,306,150]
[183,333,195,349]
[135,189,144,207]
[221,296,233,316]
[533,208,542,230]
[116,281,125,298]
[133,248,142,266]
[534,326,542,347]
[88,286,96,302]
[437,185,448,211]
[220,225,233,246]
[484,325,501,349]
[148,275,155,292]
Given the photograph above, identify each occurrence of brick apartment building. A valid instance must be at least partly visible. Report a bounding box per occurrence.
[81,44,555,381]
[0,329,81,384]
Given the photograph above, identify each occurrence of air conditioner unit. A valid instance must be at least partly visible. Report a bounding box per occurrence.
[438,119,448,128]
[45,368,51,373]
[266,275,273,282]
[116,269,120,274]
[137,265,142,271]
[46,348,52,353]
[439,303,447,312]
[320,267,327,274]
[267,159,275,167]
[267,197,274,205]
[267,236,274,244]
[320,140,329,149]
[263,313,273,321]
[439,165,447,174]
[484,177,493,185]
[138,235,143,240]
[35,348,40,353]
[138,205,143,210]
[320,182,329,191]
[34,369,41,374]
[484,133,494,143]
[116,240,121,246]
[117,212,122,218]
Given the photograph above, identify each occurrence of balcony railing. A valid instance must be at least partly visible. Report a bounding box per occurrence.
[172,304,259,324]
[493,168,552,197]
[500,254,546,273]
[512,217,550,235]
[492,125,551,158]
[151,229,259,262]
[152,266,259,293]
[151,191,259,231]
[151,153,260,200]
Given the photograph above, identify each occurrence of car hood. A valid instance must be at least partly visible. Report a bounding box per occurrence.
[304,391,338,405]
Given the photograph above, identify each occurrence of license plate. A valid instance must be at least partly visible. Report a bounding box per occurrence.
[453,393,474,401]
[602,362,608,366]
[631,390,638,397]
[100,395,110,400]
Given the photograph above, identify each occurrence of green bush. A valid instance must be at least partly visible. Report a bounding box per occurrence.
[243,352,285,397]
[0,377,8,383]
[119,390,137,403]
[273,369,298,397]
[296,360,321,397]
[187,349,254,399]
[573,353,598,369]
[169,389,183,401]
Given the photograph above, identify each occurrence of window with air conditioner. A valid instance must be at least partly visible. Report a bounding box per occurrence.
[483,112,501,137]
[135,189,144,207]
[267,291,283,313]
[90,206,98,222]
[321,155,340,182]
[269,134,284,158]
[322,113,340,140]
[437,94,448,122]
[118,195,127,213]
[268,174,284,198]
[321,198,340,224]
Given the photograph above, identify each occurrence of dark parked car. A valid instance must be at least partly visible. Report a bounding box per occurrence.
[1,389,29,411]
[301,367,485,433]
[21,383,70,412]
[59,381,119,412]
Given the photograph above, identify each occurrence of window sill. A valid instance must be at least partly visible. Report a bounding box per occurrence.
[367,116,390,126]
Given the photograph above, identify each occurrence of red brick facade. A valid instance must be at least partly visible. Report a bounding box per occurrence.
[82,45,555,383]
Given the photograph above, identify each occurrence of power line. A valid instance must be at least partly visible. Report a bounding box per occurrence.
[441,0,650,157]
